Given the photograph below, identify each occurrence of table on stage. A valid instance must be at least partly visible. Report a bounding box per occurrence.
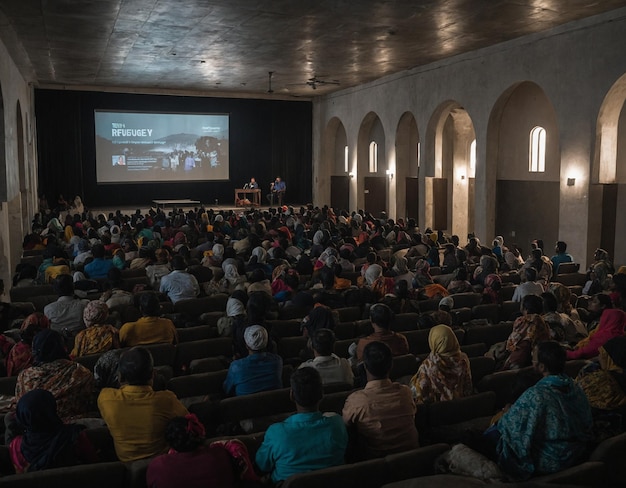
[234,188,261,207]
[153,199,201,210]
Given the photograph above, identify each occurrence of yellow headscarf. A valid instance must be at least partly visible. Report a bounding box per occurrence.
[428,324,460,356]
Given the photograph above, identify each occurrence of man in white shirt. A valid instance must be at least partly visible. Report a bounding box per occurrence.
[512,267,544,303]
[299,328,354,385]
[159,255,200,304]
[44,274,89,336]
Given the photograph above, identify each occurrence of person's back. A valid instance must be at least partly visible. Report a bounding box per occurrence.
[256,367,348,483]
[43,274,89,335]
[299,328,354,385]
[356,303,409,361]
[496,341,592,480]
[159,255,200,304]
[97,347,188,462]
[84,243,115,279]
[223,325,282,396]
[343,341,419,460]
[550,241,573,274]
[512,268,544,302]
[119,292,177,347]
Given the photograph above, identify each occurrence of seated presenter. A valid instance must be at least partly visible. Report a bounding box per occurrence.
[267,176,286,206]
[249,177,259,189]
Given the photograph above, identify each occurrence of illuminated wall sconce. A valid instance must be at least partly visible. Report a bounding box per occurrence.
[567,177,576,186]
[386,169,394,179]
[349,172,355,178]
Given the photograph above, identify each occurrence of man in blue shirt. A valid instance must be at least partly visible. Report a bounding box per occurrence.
[550,241,573,273]
[267,176,286,206]
[223,325,282,396]
[256,367,348,483]
[84,243,114,279]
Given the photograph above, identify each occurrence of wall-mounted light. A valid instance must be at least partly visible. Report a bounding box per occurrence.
[386,169,394,179]
[349,172,355,178]
[567,177,576,187]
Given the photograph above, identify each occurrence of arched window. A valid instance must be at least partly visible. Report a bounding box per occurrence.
[469,139,476,176]
[369,141,378,173]
[529,126,546,172]
[344,145,349,173]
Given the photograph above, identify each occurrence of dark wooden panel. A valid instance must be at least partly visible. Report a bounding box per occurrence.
[600,184,617,258]
[432,178,448,230]
[495,180,559,255]
[405,177,418,220]
[331,175,350,212]
[364,176,387,216]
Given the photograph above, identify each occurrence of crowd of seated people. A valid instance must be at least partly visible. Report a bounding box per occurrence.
[0,203,624,484]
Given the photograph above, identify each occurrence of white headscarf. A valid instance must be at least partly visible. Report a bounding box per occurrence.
[212,243,224,261]
[226,297,246,317]
[365,263,383,286]
[250,246,267,264]
[223,263,242,285]
[313,230,324,246]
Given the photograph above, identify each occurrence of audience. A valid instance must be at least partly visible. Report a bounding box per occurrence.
[6,204,626,482]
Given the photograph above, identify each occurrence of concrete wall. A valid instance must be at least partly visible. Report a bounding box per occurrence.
[0,36,36,297]
[313,8,626,269]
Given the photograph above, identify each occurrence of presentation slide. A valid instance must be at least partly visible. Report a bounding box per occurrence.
[94,110,229,184]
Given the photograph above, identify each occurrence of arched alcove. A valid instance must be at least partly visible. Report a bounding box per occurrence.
[488,81,560,254]
[357,112,387,215]
[395,112,419,220]
[323,117,351,212]
[592,73,626,264]
[425,101,475,238]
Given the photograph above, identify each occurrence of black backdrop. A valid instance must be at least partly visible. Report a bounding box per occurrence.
[35,89,312,209]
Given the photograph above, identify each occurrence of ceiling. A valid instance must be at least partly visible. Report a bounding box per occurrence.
[1,1,625,99]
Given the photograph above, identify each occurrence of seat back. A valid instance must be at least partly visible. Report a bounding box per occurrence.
[167,370,228,399]
[464,322,513,347]
[173,338,232,373]
[389,354,419,381]
[176,324,213,342]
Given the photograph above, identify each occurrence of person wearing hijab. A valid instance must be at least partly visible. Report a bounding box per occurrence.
[501,294,551,370]
[221,262,247,293]
[482,273,503,304]
[15,329,95,421]
[392,256,414,287]
[409,325,473,403]
[567,308,626,360]
[576,336,626,410]
[8,389,98,473]
[412,259,433,288]
[547,283,588,344]
[6,314,51,377]
[70,301,119,358]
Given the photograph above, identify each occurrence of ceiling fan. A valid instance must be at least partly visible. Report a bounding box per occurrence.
[306,76,340,90]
